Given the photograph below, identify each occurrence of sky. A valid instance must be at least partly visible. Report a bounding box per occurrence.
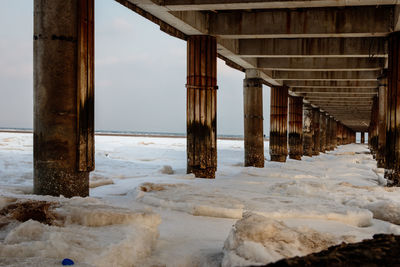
[0,0,271,136]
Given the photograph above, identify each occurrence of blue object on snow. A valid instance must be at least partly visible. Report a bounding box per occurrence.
[62,258,74,265]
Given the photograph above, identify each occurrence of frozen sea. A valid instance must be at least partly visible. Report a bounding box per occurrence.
[0,132,400,266]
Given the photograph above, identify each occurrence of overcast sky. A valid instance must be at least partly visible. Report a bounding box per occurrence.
[0,1,271,136]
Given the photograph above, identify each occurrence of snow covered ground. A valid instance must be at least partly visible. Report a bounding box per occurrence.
[1,132,400,266]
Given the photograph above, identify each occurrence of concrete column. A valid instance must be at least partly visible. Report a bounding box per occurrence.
[361,132,365,144]
[337,123,343,146]
[377,73,387,168]
[385,32,400,184]
[187,35,217,178]
[34,0,94,197]
[244,78,264,167]
[302,103,314,157]
[270,86,288,162]
[325,114,332,151]
[332,119,337,149]
[319,112,326,152]
[312,108,320,156]
[288,96,303,160]
[370,96,379,157]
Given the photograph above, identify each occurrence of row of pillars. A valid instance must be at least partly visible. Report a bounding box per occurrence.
[267,87,354,163]
[32,1,374,198]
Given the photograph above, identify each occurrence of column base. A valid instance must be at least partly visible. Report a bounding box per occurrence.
[312,151,320,156]
[377,159,385,169]
[34,167,89,198]
[271,155,287,162]
[245,156,265,168]
[385,169,400,186]
[188,167,216,179]
[289,154,302,160]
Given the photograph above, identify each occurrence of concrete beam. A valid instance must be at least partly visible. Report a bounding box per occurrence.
[157,0,400,11]
[299,93,377,98]
[302,94,375,99]
[285,81,379,88]
[257,57,385,71]
[239,38,387,58]
[273,71,380,81]
[209,6,392,38]
[290,88,378,94]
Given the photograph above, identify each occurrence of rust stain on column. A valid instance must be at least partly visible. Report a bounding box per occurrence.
[312,108,320,155]
[325,115,332,151]
[244,78,264,167]
[377,74,387,168]
[187,35,217,178]
[319,112,326,152]
[337,123,343,145]
[34,0,94,197]
[270,86,288,162]
[302,103,313,157]
[289,96,303,160]
[370,96,379,157]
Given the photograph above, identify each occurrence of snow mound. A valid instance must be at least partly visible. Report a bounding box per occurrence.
[222,213,347,266]
[0,198,161,267]
[160,165,174,175]
[136,182,243,219]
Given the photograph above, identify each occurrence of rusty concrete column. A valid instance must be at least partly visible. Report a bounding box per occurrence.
[34,0,94,197]
[319,112,326,152]
[332,119,337,149]
[385,32,400,184]
[312,108,320,156]
[244,78,264,167]
[337,123,343,145]
[187,35,217,178]
[302,103,314,157]
[325,114,332,151]
[370,96,379,157]
[288,96,303,160]
[377,73,387,168]
[270,86,288,162]
[361,132,365,144]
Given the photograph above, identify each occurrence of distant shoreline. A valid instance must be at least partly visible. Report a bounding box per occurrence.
[0,129,252,141]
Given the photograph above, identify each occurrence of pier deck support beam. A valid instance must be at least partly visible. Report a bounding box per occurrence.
[361,132,365,144]
[302,103,314,157]
[385,32,400,184]
[34,0,94,197]
[270,86,288,162]
[289,96,303,160]
[312,108,320,156]
[244,78,264,167]
[377,74,387,168]
[187,35,218,178]
[319,112,326,152]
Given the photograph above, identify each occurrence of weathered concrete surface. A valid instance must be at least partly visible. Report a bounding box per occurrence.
[244,78,264,167]
[377,75,387,168]
[270,86,288,162]
[159,0,399,11]
[312,108,320,155]
[239,38,386,57]
[186,35,218,178]
[288,96,303,160]
[302,104,313,157]
[258,57,384,71]
[274,71,380,81]
[208,6,392,38]
[34,0,94,197]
